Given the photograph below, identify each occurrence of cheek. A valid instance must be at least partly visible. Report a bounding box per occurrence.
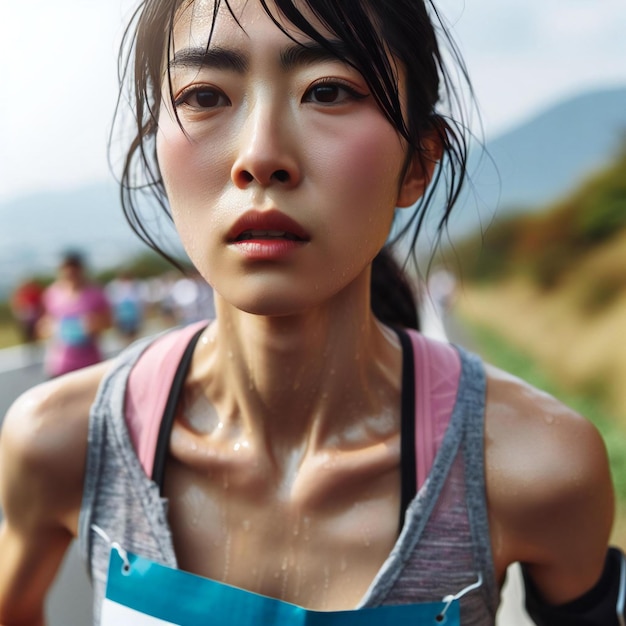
[313,121,404,207]
[157,121,226,202]
[156,124,223,277]
[310,122,404,244]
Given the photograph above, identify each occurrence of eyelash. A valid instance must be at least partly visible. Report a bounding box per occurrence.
[174,86,230,110]
[173,78,368,110]
[303,78,369,104]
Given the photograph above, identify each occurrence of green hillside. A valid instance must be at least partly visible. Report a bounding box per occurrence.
[451,138,626,416]
[451,142,626,544]
[455,139,626,291]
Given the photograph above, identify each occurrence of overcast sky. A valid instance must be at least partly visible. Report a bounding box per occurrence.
[1,0,625,203]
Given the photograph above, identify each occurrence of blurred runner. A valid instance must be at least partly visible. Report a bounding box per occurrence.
[107,270,146,344]
[38,251,112,377]
[9,278,45,344]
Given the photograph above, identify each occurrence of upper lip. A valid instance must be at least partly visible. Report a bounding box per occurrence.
[227,210,310,242]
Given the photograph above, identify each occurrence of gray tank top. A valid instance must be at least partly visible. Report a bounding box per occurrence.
[78,329,499,624]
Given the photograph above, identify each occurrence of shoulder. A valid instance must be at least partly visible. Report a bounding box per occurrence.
[483,364,614,598]
[0,361,113,532]
[483,364,611,502]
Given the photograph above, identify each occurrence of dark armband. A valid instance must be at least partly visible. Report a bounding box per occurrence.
[522,547,625,625]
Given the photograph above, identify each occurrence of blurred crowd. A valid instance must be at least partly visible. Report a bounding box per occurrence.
[8,251,215,377]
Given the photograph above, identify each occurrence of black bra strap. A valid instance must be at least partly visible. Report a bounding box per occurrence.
[394,328,417,531]
[151,323,418,521]
[152,325,207,492]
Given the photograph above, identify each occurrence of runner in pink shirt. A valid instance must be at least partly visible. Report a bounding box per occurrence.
[40,252,112,377]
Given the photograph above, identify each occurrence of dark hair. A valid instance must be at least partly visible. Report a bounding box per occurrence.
[371,248,420,330]
[113,0,474,329]
[60,250,85,270]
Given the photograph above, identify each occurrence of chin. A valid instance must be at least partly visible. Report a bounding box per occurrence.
[235,298,311,318]
[218,286,322,318]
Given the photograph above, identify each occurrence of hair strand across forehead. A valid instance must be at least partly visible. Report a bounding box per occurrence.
[112,0,476,275]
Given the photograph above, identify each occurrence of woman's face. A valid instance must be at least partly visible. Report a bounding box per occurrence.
[156,0,425,316]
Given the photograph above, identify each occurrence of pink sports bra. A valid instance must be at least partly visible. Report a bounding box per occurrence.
[125,322,461,493]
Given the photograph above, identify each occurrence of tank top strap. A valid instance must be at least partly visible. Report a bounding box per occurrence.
[124,321,208,478]
[404,329,462,491]
[125,323,461,493]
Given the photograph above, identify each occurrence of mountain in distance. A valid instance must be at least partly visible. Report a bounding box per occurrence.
[1,85,625,297]
[441,85,626,241]
[0,180,144,297]
[0,180,183,298]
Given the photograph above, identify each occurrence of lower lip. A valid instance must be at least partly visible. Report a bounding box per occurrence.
[229,239,307,260]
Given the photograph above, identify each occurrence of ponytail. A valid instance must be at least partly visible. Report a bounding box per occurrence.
[370,248,420,331]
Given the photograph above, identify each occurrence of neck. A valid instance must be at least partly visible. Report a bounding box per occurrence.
[190,274,402,456]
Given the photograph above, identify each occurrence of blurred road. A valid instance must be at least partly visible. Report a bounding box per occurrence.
[0,345,94,625]
[0,314,534,625]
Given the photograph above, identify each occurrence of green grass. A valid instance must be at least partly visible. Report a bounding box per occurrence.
[0,321,21,350]
[463,318,626,506]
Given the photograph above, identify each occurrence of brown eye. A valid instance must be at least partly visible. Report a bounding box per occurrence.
[175,87,230,109]
[303,81,367,106]
[195,89,225,108]
[311,85,341,103]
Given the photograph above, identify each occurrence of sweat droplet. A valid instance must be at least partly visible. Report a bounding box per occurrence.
[324,566,330,590]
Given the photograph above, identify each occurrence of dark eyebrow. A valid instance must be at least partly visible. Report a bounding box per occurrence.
[168,40,354,74]
[279,40,355,71]
[169,47,248,73]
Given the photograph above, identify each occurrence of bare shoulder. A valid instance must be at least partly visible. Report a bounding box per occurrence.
[483,363,614,602]
[484,363,612,511]
[0,361,113,532]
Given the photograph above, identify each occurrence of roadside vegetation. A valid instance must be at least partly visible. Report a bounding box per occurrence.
[0,302,20,349]
[453,139,626,291]
[462,319,626,545]
[449,138,626,546]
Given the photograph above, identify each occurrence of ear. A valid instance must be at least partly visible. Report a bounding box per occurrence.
[396,132,443,208]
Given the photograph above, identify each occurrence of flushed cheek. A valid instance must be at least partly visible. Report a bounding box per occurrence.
[156,123,232,279]
[311,126,405,235]
[157,118,231,205]
[314,115,403,193]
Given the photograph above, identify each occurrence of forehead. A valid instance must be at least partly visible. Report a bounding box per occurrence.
[171,0,331,50]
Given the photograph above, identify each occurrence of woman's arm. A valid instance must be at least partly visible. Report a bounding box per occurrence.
[484,364,619,620]
[0,364,108,625]
[84,307,113,337]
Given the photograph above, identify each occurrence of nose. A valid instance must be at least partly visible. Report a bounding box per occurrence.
[231,101,301,189]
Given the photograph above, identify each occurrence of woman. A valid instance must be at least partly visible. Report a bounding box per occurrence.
[0,1,622,624]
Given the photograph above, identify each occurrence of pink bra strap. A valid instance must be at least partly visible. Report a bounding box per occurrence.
[126,323,461,489]
[406,330,461,491]
[125,321,208,478]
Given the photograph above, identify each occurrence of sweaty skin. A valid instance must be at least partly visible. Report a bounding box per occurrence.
[0,0,615,623]
[0,345,614,623]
